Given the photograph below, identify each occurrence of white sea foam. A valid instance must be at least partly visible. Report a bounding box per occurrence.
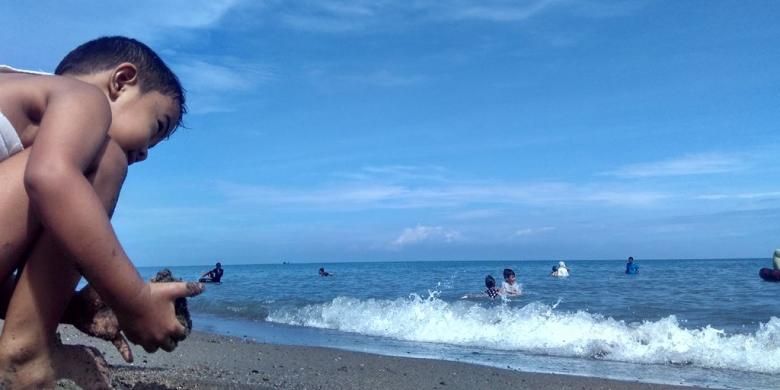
[266,293,780,374]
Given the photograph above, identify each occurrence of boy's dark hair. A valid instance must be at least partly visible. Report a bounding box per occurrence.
[55,36,186,137]
[503,268,515,279]
[628,257,634,261]
[485,275,496,288]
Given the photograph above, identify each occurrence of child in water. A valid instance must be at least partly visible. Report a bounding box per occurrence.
[0,37,202,387]
[553,261,569,277]
[501,268,521,296]
[484,275,500,299]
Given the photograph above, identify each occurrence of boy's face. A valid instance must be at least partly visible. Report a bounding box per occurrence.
[505,274,515,284]
[109,87,179,165]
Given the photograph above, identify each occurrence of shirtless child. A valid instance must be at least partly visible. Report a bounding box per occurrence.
[0,36,203,387]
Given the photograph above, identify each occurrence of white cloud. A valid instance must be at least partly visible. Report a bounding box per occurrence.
[393,225,461,247]
[696,191,780,201]
[605,153,747,178]
[515,226,556,236]
[218,179,671,210]
[584,191,670,206]
[170,58,273,114]
[449,0,562,22]
[270,0,631,33]
[343,70,425,87]
[448,209,502,220]
[159,0,243,28]
[175,60,273,92]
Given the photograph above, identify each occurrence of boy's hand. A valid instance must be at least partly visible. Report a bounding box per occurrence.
[117,282,204,353]
[67,285,134,363]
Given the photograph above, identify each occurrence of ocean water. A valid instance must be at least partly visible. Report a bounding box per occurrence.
[138,259,780,389]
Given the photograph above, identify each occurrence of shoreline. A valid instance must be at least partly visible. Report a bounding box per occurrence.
[52,325,703,389]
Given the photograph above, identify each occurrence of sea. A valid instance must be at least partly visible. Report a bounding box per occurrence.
[137,259,780,389]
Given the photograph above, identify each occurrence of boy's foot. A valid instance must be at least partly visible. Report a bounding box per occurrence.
[0,340,112,389]
[0,346,56,389]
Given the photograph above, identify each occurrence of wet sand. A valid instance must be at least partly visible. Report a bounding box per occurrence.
[48,325,706,389]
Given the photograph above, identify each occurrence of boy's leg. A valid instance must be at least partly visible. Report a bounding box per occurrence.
[0,149,42,282]
[0,142,126,387]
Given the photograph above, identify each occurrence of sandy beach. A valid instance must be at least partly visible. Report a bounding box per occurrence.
[46,324,703,390]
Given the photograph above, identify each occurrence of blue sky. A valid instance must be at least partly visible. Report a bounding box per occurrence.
[3,1,780,265]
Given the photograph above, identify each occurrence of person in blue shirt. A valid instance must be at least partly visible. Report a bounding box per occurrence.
[625,256,639,274]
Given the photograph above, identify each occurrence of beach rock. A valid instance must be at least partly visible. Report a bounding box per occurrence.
[55,379,82,389]
[150,269,193,335]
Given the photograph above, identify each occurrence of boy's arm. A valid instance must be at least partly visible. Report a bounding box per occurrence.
[24,82,201,351]
[24,83,147,313]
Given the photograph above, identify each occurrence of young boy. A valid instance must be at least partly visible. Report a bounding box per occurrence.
[501,268,521,296]
[0,36,203,387]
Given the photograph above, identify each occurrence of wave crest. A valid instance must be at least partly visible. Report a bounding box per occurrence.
[266,294,780,374]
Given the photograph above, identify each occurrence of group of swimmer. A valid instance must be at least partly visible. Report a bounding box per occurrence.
[484,257,639,299]
[484,268,522,298]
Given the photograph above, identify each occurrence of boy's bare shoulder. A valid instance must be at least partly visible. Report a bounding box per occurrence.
[0,73,108,116]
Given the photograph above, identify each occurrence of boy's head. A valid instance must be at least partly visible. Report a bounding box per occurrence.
[55,36,186,163]
[485,275,496,289]
[503,268,515,283]
[216,262,222,268]
[628,256,634,263]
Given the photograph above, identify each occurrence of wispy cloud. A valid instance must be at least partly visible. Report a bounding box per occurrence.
[171,58,274,114]
[175,59,274,92]
[160,0,244,29]
[334,165,449,183]
[696,191,780,200]
[343,70,426,87]
[604,153,747,178]
[218,177,671,210]
[269,0,632,33]
[515,226,556,236]
[306,65,426,89]
[448,209,502,220]
[393,225,461,247]
[449,0,562,22]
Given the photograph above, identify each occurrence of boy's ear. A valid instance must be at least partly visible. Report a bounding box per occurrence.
[108,62,139,101]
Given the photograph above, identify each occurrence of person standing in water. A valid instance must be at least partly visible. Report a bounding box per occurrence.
[484,275,500,299]
[200,262,224,283]
[625,256,639,274]
[501,268,522,296]
[553,261,570,277]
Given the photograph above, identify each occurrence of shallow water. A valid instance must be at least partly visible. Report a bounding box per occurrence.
[139,259,780,389]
